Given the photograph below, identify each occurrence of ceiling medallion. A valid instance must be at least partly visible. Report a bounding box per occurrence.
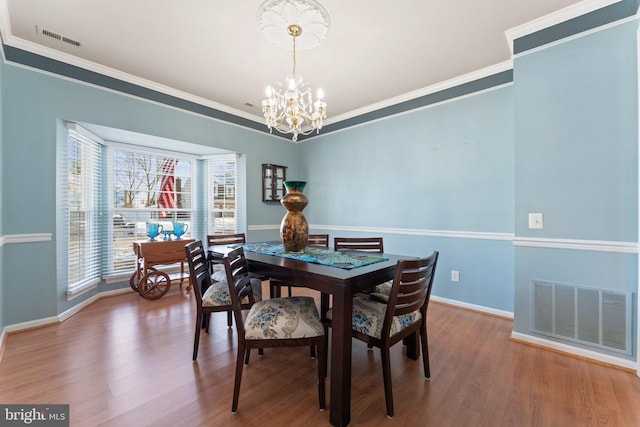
[257,0,331,51]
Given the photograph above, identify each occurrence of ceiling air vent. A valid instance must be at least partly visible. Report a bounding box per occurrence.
[37,26,81,47]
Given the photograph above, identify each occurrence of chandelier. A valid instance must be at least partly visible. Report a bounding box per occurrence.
[257,0,330,142]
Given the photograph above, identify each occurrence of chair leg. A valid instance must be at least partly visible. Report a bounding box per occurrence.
[269,281,282,298]
[380,346,394,418]
[323,324,330,375]
[232,342,246,413]
[421,322,430,379]
[317,339,326,410]
[227,311,233,327]
[287,285,293,296]
[204,313,211,333]
[244,348,251,365]
[310,345,316,358]
[193,312,202,361]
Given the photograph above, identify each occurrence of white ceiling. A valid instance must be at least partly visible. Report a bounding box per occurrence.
[0,0,617,131]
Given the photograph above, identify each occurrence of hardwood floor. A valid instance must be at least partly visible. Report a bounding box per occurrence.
[0,283,639,426]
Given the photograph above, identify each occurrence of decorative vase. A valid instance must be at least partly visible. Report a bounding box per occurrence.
[280,181,309,252]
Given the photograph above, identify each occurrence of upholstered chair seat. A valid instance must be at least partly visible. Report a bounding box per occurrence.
[211,269,228,282]
[203,278,262,307]
[244,296,324,340]
[372,280,393,297]
[326,297,421,340]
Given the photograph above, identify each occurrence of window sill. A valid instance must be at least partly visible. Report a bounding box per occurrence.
[66,278,100,301]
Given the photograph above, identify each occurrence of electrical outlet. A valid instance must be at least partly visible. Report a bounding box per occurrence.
[451,270,460,282]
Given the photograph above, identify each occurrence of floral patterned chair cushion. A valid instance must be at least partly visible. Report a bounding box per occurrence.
[244,296,324,340]
[202,278,262,306]
[327,296,422,339]
[372,280,393,296]
[211,269,228,282]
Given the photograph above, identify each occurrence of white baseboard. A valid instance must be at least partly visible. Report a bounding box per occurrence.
[432,295,637,373]
[59,287,131,322]
[511,331,637,372]
[430,295,514,319]
[0,287,132,365]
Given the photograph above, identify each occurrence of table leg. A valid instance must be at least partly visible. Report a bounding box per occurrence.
[329,286,352,427]
[320,293,330,321]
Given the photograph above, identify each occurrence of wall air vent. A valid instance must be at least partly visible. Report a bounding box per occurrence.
[37,26,81,47]
[531,280,630,355]
[41,28,61,41]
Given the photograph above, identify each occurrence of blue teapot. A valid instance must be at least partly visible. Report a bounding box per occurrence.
[146,222,163,241]
[172,221,189,240]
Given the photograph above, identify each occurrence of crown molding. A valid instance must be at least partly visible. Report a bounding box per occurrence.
[325,60,513,126]
[0,20,265,126]
[504,0,623,54]
[0,0,626,138]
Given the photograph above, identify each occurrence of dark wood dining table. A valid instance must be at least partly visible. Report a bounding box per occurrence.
[208,242,416,426]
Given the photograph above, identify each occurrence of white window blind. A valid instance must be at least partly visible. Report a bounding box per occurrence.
[59,122,239,295]
[208,156,238,235]
[63,123,104,295]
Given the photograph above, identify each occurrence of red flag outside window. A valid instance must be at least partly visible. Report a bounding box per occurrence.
[158,158,177,218]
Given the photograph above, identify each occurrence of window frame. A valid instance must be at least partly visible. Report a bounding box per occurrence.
[60,123,239,298]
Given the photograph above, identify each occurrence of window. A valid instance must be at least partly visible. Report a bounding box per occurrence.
[107,144,194,273]
[60,123,238,298]
[209,156,238,235]
[62,124,103,295]
[108,148,194,274]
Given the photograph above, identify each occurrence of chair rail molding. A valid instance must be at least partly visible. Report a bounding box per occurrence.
[249,224,513,241]
[513,236,639,253]
[0,233,53,247]
[249,225,639,254]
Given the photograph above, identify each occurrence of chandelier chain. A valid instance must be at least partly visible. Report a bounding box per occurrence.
[292,34,297,75]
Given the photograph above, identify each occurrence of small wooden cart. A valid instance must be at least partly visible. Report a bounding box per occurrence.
[129,239,195,300]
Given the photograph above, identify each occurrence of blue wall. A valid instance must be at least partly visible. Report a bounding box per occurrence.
[299,86,516,312]
[0,9,638,365]
[0,60,296,324]
[513,19,638,359]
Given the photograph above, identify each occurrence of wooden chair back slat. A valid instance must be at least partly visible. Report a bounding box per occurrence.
[334,237,384,253]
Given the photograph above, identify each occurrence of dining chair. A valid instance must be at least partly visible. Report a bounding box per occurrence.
[334,237,392,295]
[222,246,327,413]
[326,251,439,418]
[270,233,330,298]
[184,240,262,360]
[206,233,247,282]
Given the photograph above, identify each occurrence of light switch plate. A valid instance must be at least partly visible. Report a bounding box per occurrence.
[529,213,543,229]
[451,270,460,282]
